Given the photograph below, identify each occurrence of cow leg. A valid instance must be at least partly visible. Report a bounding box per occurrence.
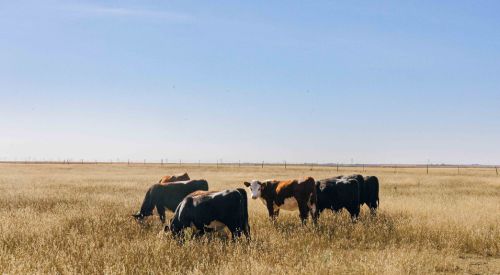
[267,204,279,222]
[309,204,318,225]
[273,209,280,219]
[243,225,251,241]
[314,208,325,223]
[226,224,241,241]
[350,205,360,222]
[237,215,251,241]
[298,203,310,225]
[192,229,205,239]
[308,192,318,225]
[349,210,358,223]
[232,229,242,241]
[191,222,206,239]
[156,204,166,223]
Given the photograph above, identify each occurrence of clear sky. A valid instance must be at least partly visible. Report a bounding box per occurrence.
[1,1,499,165]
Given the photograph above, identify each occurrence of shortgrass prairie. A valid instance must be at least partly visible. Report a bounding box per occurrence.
[0,163,499,274]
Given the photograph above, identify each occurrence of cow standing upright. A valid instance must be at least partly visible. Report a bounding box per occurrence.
[132,179,209,223]
[338,174,379,215]
[316,177,360,221]
[243,177,317,225]
[165,188,250,240]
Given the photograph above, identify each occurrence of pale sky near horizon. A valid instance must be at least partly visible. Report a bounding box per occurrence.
[1,1,499,165]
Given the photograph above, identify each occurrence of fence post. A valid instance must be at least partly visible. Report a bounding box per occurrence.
[496,166,498,176]
[261,161,264,168]
[284,161,287,169]
[336,163,339,172]
[426,164,429,174]
[216,160,219,169]
[179,159,182,167]
[161,159,163,166]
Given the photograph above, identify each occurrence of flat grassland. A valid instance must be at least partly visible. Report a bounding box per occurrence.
[0,163,499,274]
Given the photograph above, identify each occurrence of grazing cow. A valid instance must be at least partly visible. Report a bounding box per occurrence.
[132,179,209,223]
[243,177,317,224]
[164,189,250,240]
[316,177,360,221]
[337,174,379,215]
[159,173,190,184]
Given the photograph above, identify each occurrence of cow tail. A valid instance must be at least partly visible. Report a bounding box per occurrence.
[310,184,317,208]
[237,188,250,236]
[309,178,318,221]
[373,176,380,208]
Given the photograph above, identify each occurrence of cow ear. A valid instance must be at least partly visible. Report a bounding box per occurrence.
[244,181,251,187]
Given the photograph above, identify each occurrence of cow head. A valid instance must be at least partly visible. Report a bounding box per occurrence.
[164,219,184,239]
[132,212,145,223]
[244,180,262,199]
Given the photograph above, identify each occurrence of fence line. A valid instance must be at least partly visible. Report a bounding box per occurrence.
[1,160,498,175]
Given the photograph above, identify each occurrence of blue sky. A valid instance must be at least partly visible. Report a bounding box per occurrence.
[1,1,499,164]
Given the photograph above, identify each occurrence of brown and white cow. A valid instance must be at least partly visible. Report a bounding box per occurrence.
[243,177,318,224]
[158,172,190,184]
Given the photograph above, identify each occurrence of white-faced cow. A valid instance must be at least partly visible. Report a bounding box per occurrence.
[243,177,317,225]
[164,189,250,241]
[316,177,360,222]
[158,172,190,184]
[132,179,208,223]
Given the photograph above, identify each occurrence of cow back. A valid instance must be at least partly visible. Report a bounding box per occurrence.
[159,173,191,184]
[156,179,209,212]
[316,177,360,212]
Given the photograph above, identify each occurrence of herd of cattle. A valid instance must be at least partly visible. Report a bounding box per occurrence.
[132,173,380,240]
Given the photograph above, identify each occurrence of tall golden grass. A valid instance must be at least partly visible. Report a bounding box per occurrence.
[0,163,498,274]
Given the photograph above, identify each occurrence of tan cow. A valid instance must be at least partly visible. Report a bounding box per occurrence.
[158,172,190,184]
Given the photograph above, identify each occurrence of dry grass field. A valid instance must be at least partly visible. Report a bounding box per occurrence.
[0,163,499,274]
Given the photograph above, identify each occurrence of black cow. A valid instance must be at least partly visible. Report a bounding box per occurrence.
[132,180,209,223]
[164,188,250,241]
[337,174,379,215]
[316,177,360,221]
